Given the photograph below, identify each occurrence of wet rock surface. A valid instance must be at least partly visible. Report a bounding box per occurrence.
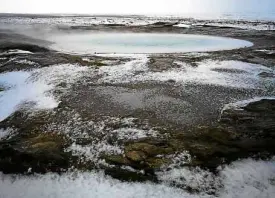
[220,99,275,139]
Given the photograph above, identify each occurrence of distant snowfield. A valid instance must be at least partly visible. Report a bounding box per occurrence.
[0,157,274,198]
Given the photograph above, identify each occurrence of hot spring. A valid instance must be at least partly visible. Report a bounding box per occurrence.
[48,33,253,54]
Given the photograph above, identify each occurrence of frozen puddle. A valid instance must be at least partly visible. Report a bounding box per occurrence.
[48,33,253,54]
[0,158,274,198]
[0,64,88,121]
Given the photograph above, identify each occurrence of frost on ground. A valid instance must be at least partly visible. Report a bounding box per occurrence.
[0,158,274,198]
[14,59,37,65]
[0,54,274,197]
[157,158,275,198]
[158,166,220,195]
[46,111,159,166]
[0,49,33,56]
[96,55,274,89]
[97,55,149,83]
[221,96,275,113]
[0,64,88,121]
[218,158,275,198]
[195,22,275,31]
[145,60,274,88]
[1,16,274,30]
[255,49,275,55]
[0,128,13,140]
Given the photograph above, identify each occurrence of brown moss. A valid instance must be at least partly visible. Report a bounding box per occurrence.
[31,142,59,150]
[125,143,159,156]
[0,132,71,174]
[27,132,68,147]
[89,60,107,67]
[125,151,146,162]
[105,155,131,166]
[145,158,171,169]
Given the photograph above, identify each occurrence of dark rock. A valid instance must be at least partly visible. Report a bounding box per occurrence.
[211,68,247,74]
[244,99,275,112]
[105,155,131,166]
[0,43,49,53]
[0,132,70,174]
[145,157,171,169]
[258,72,275,78]
[150,22,177,27]
[220,99,275,138]
[0,111,50,135]
[125,151,146,162]
[105,141,174,171]
[104,167,157,182]
[147,57,175,72]
[167,79,176,83]
[125,142,174,157]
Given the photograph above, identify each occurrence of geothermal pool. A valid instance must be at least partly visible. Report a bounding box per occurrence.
[49,33,253,54]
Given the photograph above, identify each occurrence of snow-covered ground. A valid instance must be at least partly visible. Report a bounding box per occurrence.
[97,55,275,88]
[0,15,274,30]
[0,64,88,121]
[0,52,275,197]
[0,157,274,198]
[1,54,274,122]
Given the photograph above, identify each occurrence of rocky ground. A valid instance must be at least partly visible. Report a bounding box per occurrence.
[0,18,275,194]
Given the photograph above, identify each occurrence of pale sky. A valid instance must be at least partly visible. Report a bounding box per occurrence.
[0,0,274,15]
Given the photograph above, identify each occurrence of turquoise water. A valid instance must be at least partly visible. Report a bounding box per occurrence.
[49,33,253,54]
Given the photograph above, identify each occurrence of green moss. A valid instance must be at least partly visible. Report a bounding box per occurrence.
[168,139,186,151]
[0,132,71,174]
[89,60,107,67]
[145,158,171,169]
[149,58,156,64]
[125,151,146,162]
[191,126,236,144]
[126,143,157,155]
[68,55,83,63]
[66,55,107,67]
[65,55,89,66]
[27,132,68,146]
[105,155,130,166]
[104,167,156,182]
[31,141,59,150]
[185,142,219,159]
